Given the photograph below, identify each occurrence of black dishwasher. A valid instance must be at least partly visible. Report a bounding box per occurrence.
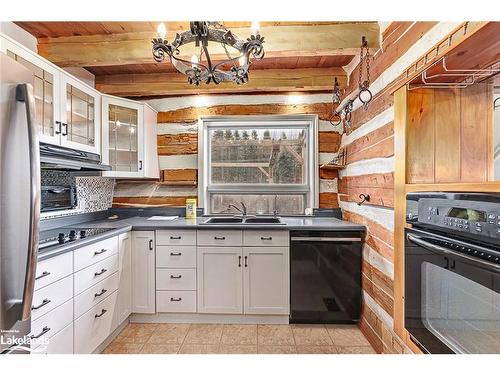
[290,230,363,324]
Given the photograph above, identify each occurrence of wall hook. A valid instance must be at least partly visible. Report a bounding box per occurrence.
[358,194,370,206]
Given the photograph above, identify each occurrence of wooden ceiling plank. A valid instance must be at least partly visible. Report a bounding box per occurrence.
[94,67,347,97]
[35,23,380,68]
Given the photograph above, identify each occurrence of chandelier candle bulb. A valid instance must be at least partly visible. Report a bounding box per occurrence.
[157,22,167,40]
[251,21,260,35]
[191,54,199,69]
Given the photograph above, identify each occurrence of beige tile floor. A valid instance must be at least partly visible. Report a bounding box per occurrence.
[103,323,376,354]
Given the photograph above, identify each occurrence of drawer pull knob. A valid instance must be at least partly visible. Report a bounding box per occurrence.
[214,236,226,240]
[95,309,107,318]
[170,252,182,256]
[170,236,182,240]
[170,275,182,279]
[261,236,273,240]
[170,297,182,302]
[35,271,51,280]
[94,268,107,277]
[32,298,51,310]
[94,289,108,298]
[31,326,51,339]
[94,249,107,255]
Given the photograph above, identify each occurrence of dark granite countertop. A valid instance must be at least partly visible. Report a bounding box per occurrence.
[37,212,365,261]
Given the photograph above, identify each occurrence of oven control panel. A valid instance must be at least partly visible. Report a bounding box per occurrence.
[407,192,500,241]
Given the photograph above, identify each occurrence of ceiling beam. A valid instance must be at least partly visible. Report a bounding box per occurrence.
[95,67,347,97]
[36,23,380,68]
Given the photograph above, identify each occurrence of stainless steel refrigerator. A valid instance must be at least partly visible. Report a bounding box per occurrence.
[0,53,40,354]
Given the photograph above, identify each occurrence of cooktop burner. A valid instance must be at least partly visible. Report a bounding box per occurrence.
[38,227,114,250]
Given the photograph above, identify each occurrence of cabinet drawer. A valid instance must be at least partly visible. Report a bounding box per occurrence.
[197,230,242,246]
[74,236,118,272]
[156,269,196,291]
[156,246,196,268]
[243,230,289,247]
[32,275,73,321]
[74,272,119,319]
[156,230,196,246]
[35,252,73,290]
[74,291,118,354]
[31,299,73,346]
[156,291,196,313]
[74,255,118,295]
[33,323,73,354]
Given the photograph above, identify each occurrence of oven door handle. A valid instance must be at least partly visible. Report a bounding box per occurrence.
[291,237,362,242]
[407,233,500,272]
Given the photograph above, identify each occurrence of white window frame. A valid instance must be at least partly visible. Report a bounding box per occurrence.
[198,115,319,214]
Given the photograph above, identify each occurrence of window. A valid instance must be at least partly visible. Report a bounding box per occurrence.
[199,116,318,215]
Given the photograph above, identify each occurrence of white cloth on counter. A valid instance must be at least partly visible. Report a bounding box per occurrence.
[146,216,179,221]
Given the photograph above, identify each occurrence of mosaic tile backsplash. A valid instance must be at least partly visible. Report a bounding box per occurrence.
[41,171,115,213]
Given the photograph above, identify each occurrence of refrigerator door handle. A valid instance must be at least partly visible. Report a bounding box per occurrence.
[16,83,41,321]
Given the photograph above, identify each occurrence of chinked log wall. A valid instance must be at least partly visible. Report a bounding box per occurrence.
[336,21,471,353]
[112,94,343,209]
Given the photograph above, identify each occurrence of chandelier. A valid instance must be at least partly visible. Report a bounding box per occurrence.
[151,21,265,85]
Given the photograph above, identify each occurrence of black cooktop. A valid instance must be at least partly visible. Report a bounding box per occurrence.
[38,227,114,250]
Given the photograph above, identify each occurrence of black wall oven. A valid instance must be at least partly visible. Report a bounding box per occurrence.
[405,192,500,354]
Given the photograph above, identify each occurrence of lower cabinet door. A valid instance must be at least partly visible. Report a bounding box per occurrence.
[243,247,289,315]
[114,232,132,326]
[131,231,155,314]
[197,247,243,314]
[74,291,118,354]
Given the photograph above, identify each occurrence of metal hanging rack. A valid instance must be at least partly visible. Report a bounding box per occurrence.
[330,36,373,135]
[407,56,500,90]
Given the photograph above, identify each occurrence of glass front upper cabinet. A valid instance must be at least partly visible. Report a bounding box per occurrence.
[4,48,60,145]
[60,74,100,154]
[101,96,144,178]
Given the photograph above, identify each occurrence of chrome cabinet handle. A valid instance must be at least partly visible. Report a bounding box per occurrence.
[94,268,107,277]
[170,275,182,279]
[170,297,182,302]
[214,236,226,240]
[139,160,143,170]
[32,298,51,310]
[94,249,107,255]
[35,271,51,280]
[261,236,272,240]
[94,289,107,298]
[149,239,153,250]
[170,252,182,256]
[31,326,51,339]
[244,255,248,267]
[61,122,68,136]
[170,236,181,240]
[95,309,107,318]
[55,120,62,134]
[238,256,242,267]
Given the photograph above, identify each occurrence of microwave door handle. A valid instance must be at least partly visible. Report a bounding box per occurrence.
[407,234,500,272]
[16,84,41,321]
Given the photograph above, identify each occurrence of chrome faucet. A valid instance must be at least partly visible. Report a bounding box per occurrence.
[228,202,247,216]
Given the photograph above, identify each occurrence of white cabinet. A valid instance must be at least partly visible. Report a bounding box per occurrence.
[243,247,289,315]
[115,232,132,325]
[101,95,159,178]
[197,247,243,314]
[131,231,156,314]
[0,33,101,154]
[59,73,101,154]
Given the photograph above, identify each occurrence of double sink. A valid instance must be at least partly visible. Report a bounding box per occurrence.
[202,216,284,225]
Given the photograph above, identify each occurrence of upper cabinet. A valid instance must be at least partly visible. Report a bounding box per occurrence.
[101,95,159,179]
[0,34,101,155]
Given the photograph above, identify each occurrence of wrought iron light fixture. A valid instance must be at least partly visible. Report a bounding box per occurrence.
[152,21,265,85]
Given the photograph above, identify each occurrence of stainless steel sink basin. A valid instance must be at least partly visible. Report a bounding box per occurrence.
[201,216,284,225]
[244,217,283,224]
[203,217,244,224]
